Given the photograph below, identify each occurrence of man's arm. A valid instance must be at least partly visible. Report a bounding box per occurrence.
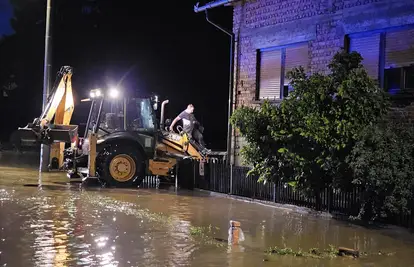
[192,114,200,125]
[169,115,182,131]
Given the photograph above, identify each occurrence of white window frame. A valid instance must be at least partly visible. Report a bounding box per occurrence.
[257,42,309,101]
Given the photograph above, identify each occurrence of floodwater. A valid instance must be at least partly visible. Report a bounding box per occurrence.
[1,152,414,267]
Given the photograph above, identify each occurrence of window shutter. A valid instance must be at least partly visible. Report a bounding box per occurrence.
[349,33,381,80]
[385,28,414,68]
[285,44,309,74]
[259,49,281,100]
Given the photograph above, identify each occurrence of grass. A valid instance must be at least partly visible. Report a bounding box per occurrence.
[265,245,397,260]
[189,224,219,236]
[189,224,226,248]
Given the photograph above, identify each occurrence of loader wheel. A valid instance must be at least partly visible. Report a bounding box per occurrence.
[96,143,145,187]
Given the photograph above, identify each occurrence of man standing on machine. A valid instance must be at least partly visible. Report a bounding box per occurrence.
[169,104,210,153]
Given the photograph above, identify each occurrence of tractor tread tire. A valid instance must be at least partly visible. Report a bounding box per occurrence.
[96,143,145,188]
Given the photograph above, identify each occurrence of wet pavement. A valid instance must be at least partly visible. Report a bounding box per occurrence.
[1,151,414,266]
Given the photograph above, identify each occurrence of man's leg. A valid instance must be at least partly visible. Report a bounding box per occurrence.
[192,128,206,147]
[192,129,211,154]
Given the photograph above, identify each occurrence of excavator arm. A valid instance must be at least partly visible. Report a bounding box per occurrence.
[18,66,78,168]
[38,66,75,128]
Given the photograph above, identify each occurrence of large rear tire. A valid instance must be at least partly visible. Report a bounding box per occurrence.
[96,143,146,187]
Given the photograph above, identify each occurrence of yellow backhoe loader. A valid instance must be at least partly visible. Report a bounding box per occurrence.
[18,66,226,187]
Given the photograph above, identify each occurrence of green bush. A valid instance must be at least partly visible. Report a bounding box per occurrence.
[231,49,390,205]
[348,121,414,221]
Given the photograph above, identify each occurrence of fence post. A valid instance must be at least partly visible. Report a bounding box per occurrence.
[210,160,215,191]
[229,164,233,195]
[328,187,333,213]
[253,174,257,199]
[193,160,196,190]
[211,161,214,191]
[273,182,276,203]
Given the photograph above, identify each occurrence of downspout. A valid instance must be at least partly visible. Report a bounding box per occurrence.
[195,6,235,165]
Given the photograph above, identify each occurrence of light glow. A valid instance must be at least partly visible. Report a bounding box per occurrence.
[90,88,102,98]
[108,88,119,98]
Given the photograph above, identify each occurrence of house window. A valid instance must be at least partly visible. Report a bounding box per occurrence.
[384,66,414,94]
[349,33,381,80]
[385,28,414,69]
[258,49,282,100]
[348,26,414,92]
[284,44,309,97]
[384,28,414,93]
[257,42,309,100]
[405,66,414,89]
[384,68,402,93]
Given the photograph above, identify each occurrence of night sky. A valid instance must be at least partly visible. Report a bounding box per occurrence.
[0,0,13,35]
[0,1,232,150]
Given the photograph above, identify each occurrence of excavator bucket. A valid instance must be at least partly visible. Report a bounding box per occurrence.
[18,124,79,145]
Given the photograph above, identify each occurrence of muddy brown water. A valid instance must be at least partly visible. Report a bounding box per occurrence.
[1,151,414,266]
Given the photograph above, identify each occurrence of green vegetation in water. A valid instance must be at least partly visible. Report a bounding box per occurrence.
[190,224,220,236]
[189,226,206,236]
[189,225,225,248]
[265,245,339,259]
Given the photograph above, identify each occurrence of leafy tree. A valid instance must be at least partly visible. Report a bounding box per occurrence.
[231,50,390,201]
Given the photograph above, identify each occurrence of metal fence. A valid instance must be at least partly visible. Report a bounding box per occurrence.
[184,160,414,229]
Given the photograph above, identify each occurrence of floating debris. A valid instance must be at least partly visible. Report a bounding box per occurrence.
[338,247,359,258]
[265,245,339,259]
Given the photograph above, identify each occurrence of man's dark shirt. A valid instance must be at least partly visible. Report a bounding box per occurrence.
[178,110,196,133]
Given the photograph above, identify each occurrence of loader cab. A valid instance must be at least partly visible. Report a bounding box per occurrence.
[86,89,159,139]
[124,98,156,132]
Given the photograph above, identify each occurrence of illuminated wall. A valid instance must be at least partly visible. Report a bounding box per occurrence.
[231,0,414,165]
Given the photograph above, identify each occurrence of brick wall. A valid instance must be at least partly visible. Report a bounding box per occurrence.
[231,0,414,165]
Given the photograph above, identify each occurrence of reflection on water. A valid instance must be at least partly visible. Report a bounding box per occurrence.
[1,152,414,266]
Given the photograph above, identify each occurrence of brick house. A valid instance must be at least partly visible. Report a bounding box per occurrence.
[221,0,414,165]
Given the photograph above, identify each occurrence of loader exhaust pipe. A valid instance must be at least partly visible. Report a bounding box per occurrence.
[160,100,169,131]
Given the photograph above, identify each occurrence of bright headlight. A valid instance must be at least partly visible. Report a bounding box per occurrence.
[109,88,119,98]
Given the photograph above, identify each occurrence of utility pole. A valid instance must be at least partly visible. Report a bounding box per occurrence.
[39,0,52,172]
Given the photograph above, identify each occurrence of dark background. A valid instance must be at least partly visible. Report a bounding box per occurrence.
[0,0,232,150]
